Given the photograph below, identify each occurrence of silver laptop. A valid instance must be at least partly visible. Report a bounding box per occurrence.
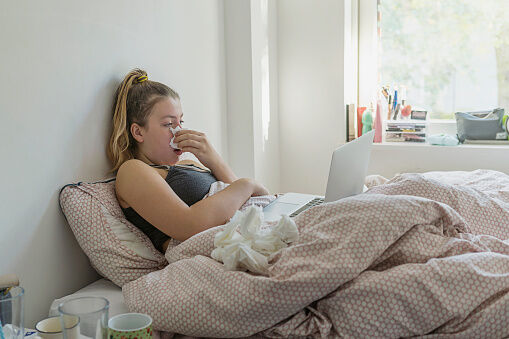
[263,130,375,222]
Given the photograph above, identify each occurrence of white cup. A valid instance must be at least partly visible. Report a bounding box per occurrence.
[35,316,79,339]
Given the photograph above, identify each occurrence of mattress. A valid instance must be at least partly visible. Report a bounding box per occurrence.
[49,279,128,317]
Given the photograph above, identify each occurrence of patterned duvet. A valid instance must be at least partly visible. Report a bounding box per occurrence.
[123,170,509,338]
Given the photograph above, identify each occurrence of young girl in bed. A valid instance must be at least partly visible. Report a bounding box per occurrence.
[108,69,269,253]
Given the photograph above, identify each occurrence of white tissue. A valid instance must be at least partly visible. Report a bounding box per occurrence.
[169,126,182,149]
[211,206,299,275]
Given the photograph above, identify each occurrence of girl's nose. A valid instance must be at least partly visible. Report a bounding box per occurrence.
[170,124,181,137]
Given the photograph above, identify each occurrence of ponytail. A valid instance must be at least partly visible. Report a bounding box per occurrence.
[107,69,179,173]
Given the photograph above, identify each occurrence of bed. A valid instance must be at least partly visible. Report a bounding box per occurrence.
[59,170,509,338]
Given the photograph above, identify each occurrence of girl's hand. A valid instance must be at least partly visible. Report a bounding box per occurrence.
[252,182,270,196]
[246,178,270,196]
[173,129,223,171]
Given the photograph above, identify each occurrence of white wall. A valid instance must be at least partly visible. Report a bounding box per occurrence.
[224,0,280,194]
[278,0,348,195]
[224,0,255,179]
[0,0,227,327]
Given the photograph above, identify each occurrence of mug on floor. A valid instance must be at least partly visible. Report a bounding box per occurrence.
[108,313,152,339]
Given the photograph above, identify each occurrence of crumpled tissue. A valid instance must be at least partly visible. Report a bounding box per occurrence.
[211,205,299,275]
[170,126,182,149]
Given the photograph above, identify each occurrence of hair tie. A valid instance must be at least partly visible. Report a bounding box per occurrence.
[135,75,148,83]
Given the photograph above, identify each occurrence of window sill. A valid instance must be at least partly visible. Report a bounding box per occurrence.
[373,142,509,151]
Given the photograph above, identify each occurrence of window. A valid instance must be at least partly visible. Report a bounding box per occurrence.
[377,0,509,120]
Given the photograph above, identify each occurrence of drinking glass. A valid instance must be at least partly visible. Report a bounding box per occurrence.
[58,297,109,339]
[0,287,24,339]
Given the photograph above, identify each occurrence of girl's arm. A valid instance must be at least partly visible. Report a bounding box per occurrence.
[116,159,256,241]
[173,130,238,183]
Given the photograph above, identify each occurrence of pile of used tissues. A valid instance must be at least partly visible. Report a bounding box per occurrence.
[211,206,299,275]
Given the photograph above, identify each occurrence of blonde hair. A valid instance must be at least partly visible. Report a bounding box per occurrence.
[107,69,180,173]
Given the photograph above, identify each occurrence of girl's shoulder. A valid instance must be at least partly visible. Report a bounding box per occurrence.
[115,159,168,208]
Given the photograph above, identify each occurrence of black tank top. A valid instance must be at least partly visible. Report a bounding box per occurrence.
[121,164,217,252]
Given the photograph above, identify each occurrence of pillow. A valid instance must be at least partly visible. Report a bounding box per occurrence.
[59,179,168,287]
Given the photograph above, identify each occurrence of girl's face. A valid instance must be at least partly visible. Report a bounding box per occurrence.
[133,97,184,165]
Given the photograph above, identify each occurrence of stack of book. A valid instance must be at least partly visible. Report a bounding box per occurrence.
[385,120,427,142]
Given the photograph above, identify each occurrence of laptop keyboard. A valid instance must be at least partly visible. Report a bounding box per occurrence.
[289,197,325,218]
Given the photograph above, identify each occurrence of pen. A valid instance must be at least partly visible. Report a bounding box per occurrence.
[393,103,401,120]
[387,95,392,120]
[393,90,398,113]
[381,87,389,99]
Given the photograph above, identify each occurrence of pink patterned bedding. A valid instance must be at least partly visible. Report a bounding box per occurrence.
[123,170,509,338]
